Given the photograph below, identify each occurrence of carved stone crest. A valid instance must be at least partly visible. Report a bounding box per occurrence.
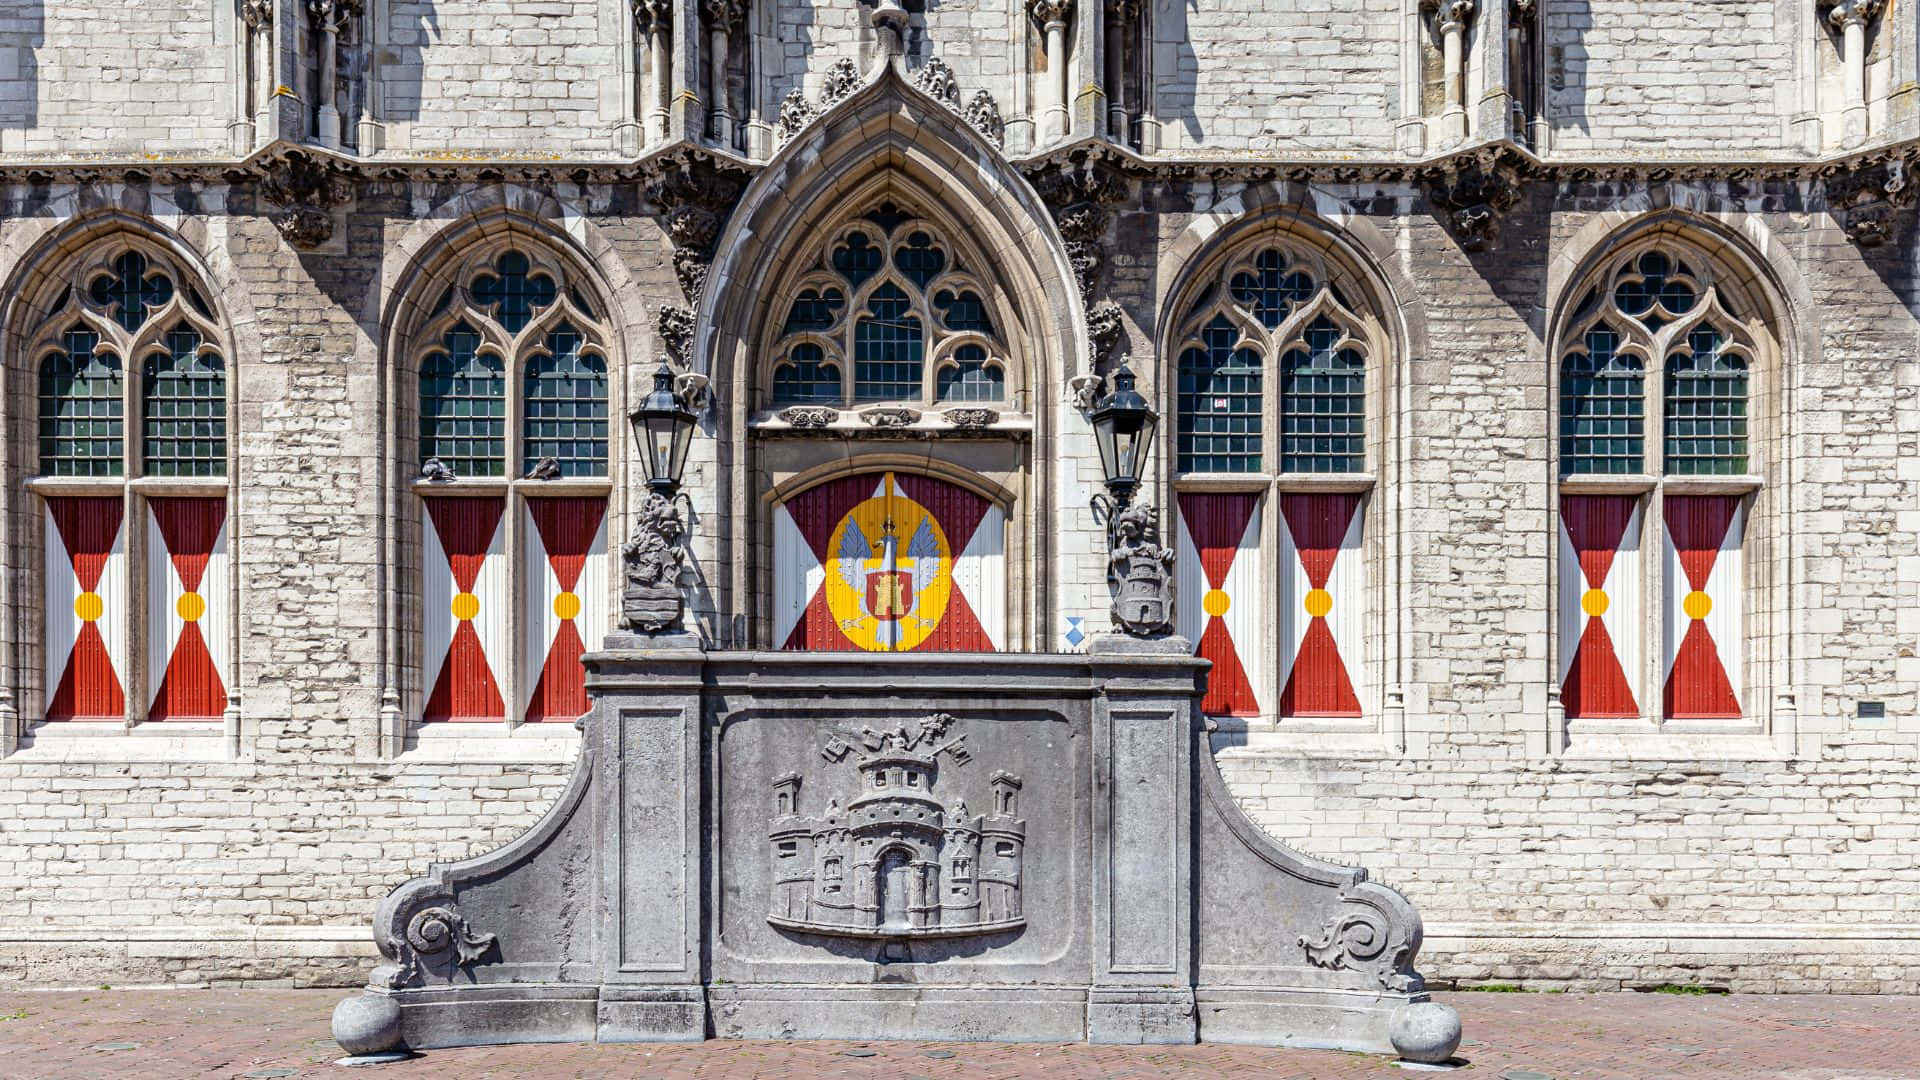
[621,492,687,632]
[779,405,839,429]
[1108,502,1173,637]
[769,714,1026,941]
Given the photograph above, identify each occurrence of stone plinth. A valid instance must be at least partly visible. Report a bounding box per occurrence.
[335,638,1453,1055]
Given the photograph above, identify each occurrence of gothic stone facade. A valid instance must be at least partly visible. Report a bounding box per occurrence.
[1,0,1918,995]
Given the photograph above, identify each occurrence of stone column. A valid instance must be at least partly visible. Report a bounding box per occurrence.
[1104,0,1134,140]
[308,0,345,148]
[1825,0,1883,147]
[241,0,274,151]
[588,631,709,1040]
[633,0,673,146]
[1436,0,1474,145]
[702,0,744,145]
[1029,0,1074,145]
[1086,633,1202,1044]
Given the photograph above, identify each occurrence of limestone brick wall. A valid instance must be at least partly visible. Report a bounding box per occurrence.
[0,0,234,156]
[1152,0,1400,152]
[382,0,618,154]
[766,0,869,108]
[1545,0,1796,153]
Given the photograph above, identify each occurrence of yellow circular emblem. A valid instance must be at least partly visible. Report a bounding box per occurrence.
[450,592,480,621]
[1202,588,1231,618]
[1303,588,1333,618]
[824,476,952,652]
[1683,590,1712,620]
[175,592,206,623]
[552,591,582,621]
[73,591,103,623]
[1580,587,1609,617]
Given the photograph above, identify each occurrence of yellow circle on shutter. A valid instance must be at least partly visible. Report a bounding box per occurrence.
[1683,590,1712,620]
[73,591,103,623]
[553,591,581,621]
[175,592,206,623]
[1304,588,1333,618]
[451,592,480,621]
[1202,589,1231,617]
[1581,588,1609,617]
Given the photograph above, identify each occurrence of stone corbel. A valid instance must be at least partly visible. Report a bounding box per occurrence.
[1421,145,1528,252]
[255,149,357,249]
[1027,154,1132,370]
[642,151,750,303]
[1823,152,1915,246]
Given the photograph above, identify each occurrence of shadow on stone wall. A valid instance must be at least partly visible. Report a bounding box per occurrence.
[380,0,435,124]
[0,0,42,147]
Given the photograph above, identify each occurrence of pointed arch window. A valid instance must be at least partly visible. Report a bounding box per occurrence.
[22,242,234,730]
[1171,242,1386,731]
[1554,243,1770,729]
[764,205,1018,410]
[407,247,616,729]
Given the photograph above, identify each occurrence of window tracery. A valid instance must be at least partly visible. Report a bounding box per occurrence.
[766,206,1015,409]
[414,248,610,478]
[1173,245,1374,475]
[1559,249,1754,477]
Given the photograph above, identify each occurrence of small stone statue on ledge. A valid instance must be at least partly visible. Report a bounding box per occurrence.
[1107,502,1173,638]
[622,491,687,632]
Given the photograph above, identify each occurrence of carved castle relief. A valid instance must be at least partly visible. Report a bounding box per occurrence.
[767,713,1027,940]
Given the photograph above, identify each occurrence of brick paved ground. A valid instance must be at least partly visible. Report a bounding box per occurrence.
[1,989,1917,1080]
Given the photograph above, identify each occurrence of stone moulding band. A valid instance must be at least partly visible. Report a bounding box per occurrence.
[334,641,1460,1064]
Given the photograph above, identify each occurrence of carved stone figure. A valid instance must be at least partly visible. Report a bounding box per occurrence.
[1825,154,1914,247]
[1107,502,1173,637]
[862,406,920,428]
[768,715,1026,941]
[622,492,687,632]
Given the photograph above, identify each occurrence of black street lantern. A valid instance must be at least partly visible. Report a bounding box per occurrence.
[1089,363,1158,509]
[628,362,698,498]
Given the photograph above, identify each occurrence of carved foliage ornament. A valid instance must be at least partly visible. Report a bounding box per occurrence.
[821,58,862,110]
[644,154,749,302]
[1298,887,1423,993]
[914,58,961,109]
[1030,157,1130,365]
[380,901,498,989]
[1028,0,1074,27]
[779,405,840,428]
[257,150,356,249]
[964,90,1006,149]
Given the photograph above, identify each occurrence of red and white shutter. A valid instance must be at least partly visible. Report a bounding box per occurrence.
[772,471,1003,652]
[43,496,127,721]
[146,497,230,721]
[522,497,608,723]
[1557,494,1641,719]
[1174,493,1262,718]
[423,497,508,721]
[1663,495,1743,719]
[1277,493,1363,718]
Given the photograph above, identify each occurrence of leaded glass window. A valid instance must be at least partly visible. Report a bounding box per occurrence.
[89,252,173,333]
[767,210,1015,410]
[773,343,843,403]
[39,330,125,477]
[936,344,1004,402]
[142,325,227,477]
[854,284,923,402]
[1174,245,1372,476]
[1664,324,1748,475]
[472,251,557,334]
[1178,316,1263,473]
[1560,325,1645,476]
[1280,317,1364,473]
[420,323,506,476]
[523,325,608,477]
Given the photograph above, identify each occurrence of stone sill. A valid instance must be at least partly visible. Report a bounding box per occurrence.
[397,722,582,764]
[1177,473,1377,494]
[9,722,232,762]
[410,477,614,497]
[1557,474,1763,495]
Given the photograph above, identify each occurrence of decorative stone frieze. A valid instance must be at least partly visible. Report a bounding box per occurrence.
[1822,153,1915,246]
[1421,146,1528,252]
[256,149,355,248]
[861,406,922,428]
[943,407,998,429]
[778,406,840,429]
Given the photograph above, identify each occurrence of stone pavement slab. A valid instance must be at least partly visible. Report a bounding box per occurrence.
[0,990,1916,1080]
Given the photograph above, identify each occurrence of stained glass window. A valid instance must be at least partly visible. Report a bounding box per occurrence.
[1178,316,1264,473]
[936,344,1003,402]
[1279,316,1365,474]
[1664,324,1748,475]
[853,284,924,402]
[39,328,125,477]
[142,325,227,477]
[773,343,844,403]
[472,251,557,334]
[523,324,608,477]
[420,323,506,476]
[1560,325,1645,476]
